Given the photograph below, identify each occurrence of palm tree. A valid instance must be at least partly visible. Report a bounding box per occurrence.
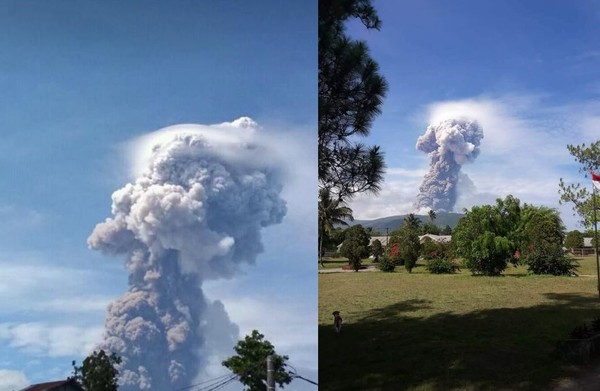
[404,213,421,231]
[428,209,437,224]
[319,188,354,267]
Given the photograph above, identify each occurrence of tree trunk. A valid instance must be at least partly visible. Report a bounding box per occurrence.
[319,232,324,268]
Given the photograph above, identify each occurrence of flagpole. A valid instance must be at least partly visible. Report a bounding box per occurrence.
[594,181,600,300]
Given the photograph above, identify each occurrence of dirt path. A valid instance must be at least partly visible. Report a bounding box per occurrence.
[318,265,379,273]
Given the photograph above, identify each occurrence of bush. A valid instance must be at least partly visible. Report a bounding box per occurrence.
[426,258,455,274]
[399,231,420,273]
[421,238,438,260]
[463,232,511,276]
[370,239,384,262]
[340,240,366,271]
[378,256,396,272]
[404,257,417,273]
[389,242,404,266]
[524,241,578,276]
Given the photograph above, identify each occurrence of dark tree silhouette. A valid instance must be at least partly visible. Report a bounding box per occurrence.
[319,188,354,267]
[319,0,387,199]
[71,350,121,391]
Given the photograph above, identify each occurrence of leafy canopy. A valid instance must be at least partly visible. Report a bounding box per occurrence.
[370,238,384,261]
[319,0,387,199]
[521,209,576,276]
[340,224,371,271]
[454,195,573,276]
[222,330,293,391]
[565,230,584,249]
[559,141,600,228]
[398,215,421,273]
[71,350,121,391]
[318,187,353,265]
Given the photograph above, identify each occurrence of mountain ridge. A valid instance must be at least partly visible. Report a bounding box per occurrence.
[347,212,465,233]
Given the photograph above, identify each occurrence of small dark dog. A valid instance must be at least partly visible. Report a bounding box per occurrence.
[332,311,343,335]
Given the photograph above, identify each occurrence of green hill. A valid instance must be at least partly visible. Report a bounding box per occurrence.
[348,212,464,233]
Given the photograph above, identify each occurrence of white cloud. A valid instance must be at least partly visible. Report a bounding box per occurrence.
[220,297,316,362]
[385,167,428,178]
[203,282,317,372]
[0,369,29,391]
[0,258,115,316]
[0,323,103,357]
[350,168,424,219]
[350,94,600,229]
[427,94,573,163]
[35,296,113,314]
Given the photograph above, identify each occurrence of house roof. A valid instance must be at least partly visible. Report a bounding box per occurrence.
[20,379,84,391]
[369,236,389,246]
[419,234,452,243]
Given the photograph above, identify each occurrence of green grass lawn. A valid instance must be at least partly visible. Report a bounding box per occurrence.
[319,255,600,391]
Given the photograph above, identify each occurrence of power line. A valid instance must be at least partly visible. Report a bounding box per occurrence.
[293,374,318,386]
[174,374,234,391]
[203,376,237,391]
[285,362,318,387]
[193,375,237,391]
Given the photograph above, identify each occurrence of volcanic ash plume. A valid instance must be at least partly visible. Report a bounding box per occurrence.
[415,118,483,212]
[88,118,286,390]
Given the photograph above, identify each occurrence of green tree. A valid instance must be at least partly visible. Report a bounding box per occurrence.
[421,222,440,235]
[322,226,346,253]
[495,195,523,250]
[428,209,436,224]
[453,198,519,276]
[425,241,456,274]
[319,0,387,199]
[521,210,576,276]
[222,330,293,391]
[340,224,371,271]
[441,224,452,235]
[398,216,421,273]
[454,196,573,276]
[469,231,512,276]
[559,141,600,228]
[387,229,403,265]
[370,239,384,262]
[71,350,121,391]
[420,237,438,260]
[565,230,584,250]
[403,213,421,231]
[521,207,562,246]
[318,188,353,267]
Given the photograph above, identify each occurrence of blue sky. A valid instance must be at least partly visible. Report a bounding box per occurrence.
[0,1,316,390]
[347,0,600,230]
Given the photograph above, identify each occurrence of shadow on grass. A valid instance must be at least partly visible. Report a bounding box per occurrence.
[319,293,600,391]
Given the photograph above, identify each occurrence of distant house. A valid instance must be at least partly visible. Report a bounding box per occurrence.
[369,236,389,247]
[20,379,84,391]
[570,237,595,256]
[419,234,451,244]
[337,234,452,252]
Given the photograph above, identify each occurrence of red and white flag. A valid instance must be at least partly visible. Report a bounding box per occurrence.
[593,172,600,191]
